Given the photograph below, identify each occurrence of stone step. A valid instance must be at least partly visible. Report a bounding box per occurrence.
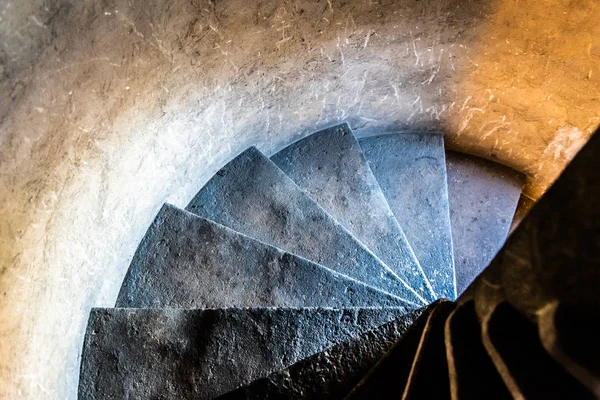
[486,302,594,399]
[186,146,425,305]
[78,307,406,399]
[217,308,424,400]
[271,124,434,302]
[445,152,524,295]
[401,300,455,399]
[359,133,455,300]
[116,204,411,310]
[345,300,448,399]
[445,301,510,400]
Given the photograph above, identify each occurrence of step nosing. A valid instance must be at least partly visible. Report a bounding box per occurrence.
[185,145,423,303]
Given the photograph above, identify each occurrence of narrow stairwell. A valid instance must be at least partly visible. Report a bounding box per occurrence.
[78,123,598,399]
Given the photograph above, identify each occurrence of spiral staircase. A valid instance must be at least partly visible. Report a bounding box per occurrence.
[77,123,600,399]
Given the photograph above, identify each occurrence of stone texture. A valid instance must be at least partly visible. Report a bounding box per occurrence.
[486,302,593,399]
[445,301,510,399]
[345,300,447,399]
[187,147,425,305]
[401,300,455,400]
[116,203,410,309]
[78,307,406,399]
[445,151,524,295]
[2,0,599,396]
[271,123,434,302]
[218,308,424,400]
[359,133,455,300]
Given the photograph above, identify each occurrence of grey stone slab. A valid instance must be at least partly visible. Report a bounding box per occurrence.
[445,151,524,296]
[271,124,434,303]
[445,301,510,400]
[345,300,448,400]
[78,307,406,399]
[116,203,411,310]
[359,133,455,300]
[217,308,425,400]
[486,302,593,399]
[186,146,425,306]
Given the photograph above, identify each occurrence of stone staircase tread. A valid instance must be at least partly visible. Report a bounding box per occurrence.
[217,308,424,400]
[186,146,425,305]
[345,300,447,399]
[401,300,455,399]
[271,123,434,302]
[445,300,511,400]
[359,133,455,300]
[116,203,411,309]
[78,307,406,399]
[486,302,594,399]
[445,151,524,295]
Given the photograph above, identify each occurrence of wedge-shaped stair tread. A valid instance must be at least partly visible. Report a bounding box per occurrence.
[116,204,410,309]
[218,308,424,400]
[78,307,406,399]
[445,301,510,400]
[187,147,424,305]
[359,133,455,300]
[446,151,524,295]
[486,302,594,399]
[346,300,448,399]
[272,124,433,302]
[401,300,455,399]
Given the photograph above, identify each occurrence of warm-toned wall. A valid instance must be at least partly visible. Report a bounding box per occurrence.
[0,0,598,398]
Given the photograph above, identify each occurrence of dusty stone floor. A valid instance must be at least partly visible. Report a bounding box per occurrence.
[0,0,598,398]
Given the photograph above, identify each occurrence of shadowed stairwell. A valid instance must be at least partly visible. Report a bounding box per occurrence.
[77,124,600,399]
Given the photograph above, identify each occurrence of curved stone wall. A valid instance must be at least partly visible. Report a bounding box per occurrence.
[0,0,598,398]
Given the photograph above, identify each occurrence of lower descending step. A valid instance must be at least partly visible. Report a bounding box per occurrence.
[116,204,410,309]
[401,300,455,399]
[485,302,594,399]
[78,307,406,399]
[359,133,455,300]
[538,302,600,397]
[218,308,424,400]
[186,146,425,305]
[445,152,524,295]
[346,300,449,399]
[271,124,434,302]
[445,301,510,400]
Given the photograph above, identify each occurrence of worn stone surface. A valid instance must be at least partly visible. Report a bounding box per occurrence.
[271,124,434,302]
[346,300,446,399]
[359,133,455,300]
[78,307,405,399]
[486,302,593,399]
[218,308,424,400]
[445,301,510,400]
[187,147,424,305]
[446,152,524,295]
[401,300,455,400]
[3,0,599,396]
[116,203,410,309]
